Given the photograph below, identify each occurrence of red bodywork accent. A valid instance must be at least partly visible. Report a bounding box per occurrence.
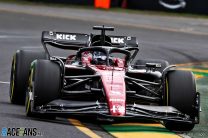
[88,64,126,116]
[100,67,126,116]
[66,53,127,116]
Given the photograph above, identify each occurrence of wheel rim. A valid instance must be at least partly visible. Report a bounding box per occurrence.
[26,92,31,115]
[26,68,34,115]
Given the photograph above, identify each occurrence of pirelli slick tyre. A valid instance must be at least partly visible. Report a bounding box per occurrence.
[26,60,61,119]
[9,49,46,105]
[164,70,197,132]
[134,59,169,73]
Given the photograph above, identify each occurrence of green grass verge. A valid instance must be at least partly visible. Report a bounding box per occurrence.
[188,76,208,138]
[1,0,208,19]
[102,125,175,134]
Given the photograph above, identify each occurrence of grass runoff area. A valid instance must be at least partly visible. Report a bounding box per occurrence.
[188,76,208,138]
[1,0,208,19]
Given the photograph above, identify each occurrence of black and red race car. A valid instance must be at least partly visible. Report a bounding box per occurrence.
[9,26,199,132]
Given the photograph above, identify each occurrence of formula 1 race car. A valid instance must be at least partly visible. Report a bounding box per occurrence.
[9,26,200,132]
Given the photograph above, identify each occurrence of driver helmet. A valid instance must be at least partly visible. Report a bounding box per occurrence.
[91,51,107,65]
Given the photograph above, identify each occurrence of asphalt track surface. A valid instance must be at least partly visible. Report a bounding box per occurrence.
[0,10,208,138]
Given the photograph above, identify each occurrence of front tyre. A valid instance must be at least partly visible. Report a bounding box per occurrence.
[26,60,61,119]
[164,70,197,132]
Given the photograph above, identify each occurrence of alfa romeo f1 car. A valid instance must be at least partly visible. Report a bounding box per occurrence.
[9,26,200,132]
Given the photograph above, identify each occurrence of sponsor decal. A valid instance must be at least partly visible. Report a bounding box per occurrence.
[1,127,43,137]
[111,105,125,113]
[110,85,121,88]
[159,0,186,10]
[109,99,125,102]
[156,63,162,68]
[111,37,124,44]
[110,90,122,95]
[56,34,76,41]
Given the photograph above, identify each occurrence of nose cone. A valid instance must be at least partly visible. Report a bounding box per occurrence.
[100,70,126,117]
[92,66,126,117]
[110,103,125,116]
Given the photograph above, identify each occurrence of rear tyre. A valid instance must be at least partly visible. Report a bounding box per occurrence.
[26,60,61,119]
[134,59,169,73]
[9,49,46,105]
[164,70,197,132]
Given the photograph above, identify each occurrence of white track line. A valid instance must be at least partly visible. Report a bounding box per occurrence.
[0,81,10,84]
[0,35,37,39]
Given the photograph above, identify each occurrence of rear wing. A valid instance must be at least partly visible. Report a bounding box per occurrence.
[108,35,138,47]
[41,31,138,50]
[42,31,90,50]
